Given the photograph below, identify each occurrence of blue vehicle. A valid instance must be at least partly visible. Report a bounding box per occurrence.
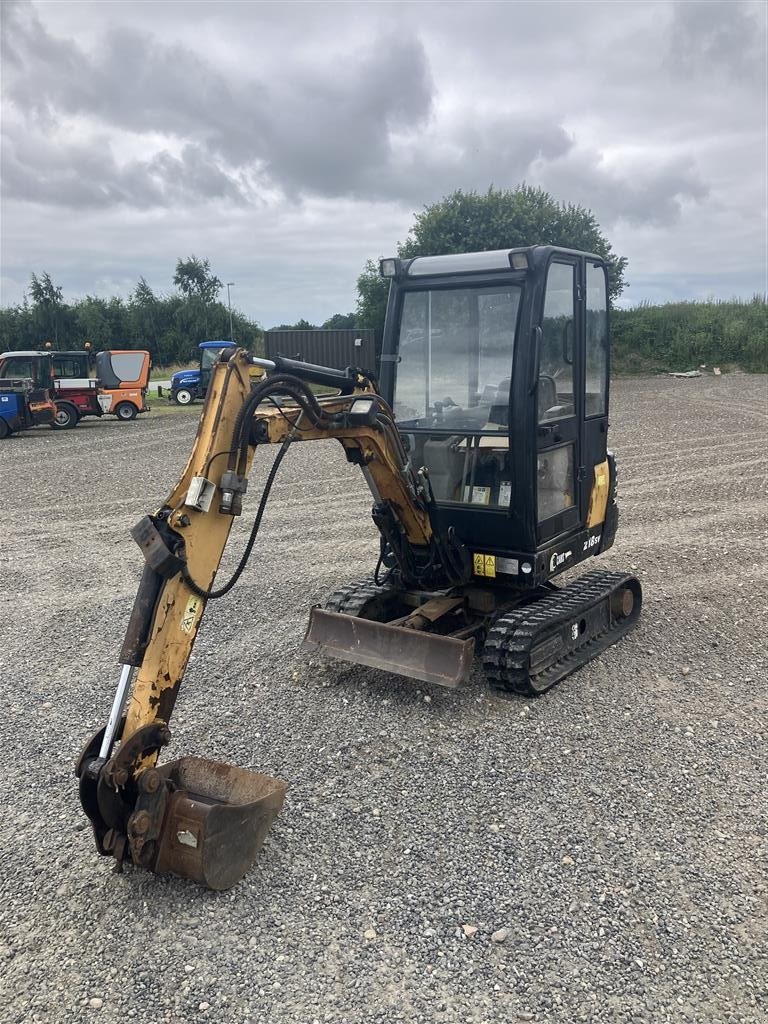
[168,341,237,405]
[0,378,57,438]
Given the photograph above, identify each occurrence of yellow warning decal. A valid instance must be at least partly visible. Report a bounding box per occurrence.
[587,459,610,529]
[473,554,497,578]
[180,594,202,634]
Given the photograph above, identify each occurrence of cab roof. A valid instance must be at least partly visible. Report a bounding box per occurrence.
[398,245,604,278]
[0,350,50,358]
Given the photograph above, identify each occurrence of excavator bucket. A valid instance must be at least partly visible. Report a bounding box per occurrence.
[301,607,475,688]
[147,757,287,891]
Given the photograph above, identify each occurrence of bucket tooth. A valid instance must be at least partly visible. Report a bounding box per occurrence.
[145,757,287,891]
[301,607,474,689]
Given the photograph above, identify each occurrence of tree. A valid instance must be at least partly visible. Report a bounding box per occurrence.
[322,312,356,329]
[355,260,390,332]
[173,256,223,342]
[269,318,318,330]
[130,277,160,356]
[28,271,64,345]
[0,259,264,362]
[173,256,223,304]
[356,185,628,333]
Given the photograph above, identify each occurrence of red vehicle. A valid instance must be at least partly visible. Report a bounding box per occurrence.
[51,349,151,428]
[0,349,151,429]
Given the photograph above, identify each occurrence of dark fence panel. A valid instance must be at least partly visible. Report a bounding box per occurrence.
[264,329,379,373]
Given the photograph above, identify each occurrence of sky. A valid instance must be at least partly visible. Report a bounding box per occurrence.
[1,0,766,326]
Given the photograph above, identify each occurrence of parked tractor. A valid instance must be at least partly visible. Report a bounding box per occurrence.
[167,341,236,405]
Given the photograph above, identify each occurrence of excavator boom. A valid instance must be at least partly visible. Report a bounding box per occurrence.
[77,348,473,888]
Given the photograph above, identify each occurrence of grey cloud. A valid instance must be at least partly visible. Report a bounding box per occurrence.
[361,114,574,203]
[2,1,437,204]
[1,124,249,208]
[256,35,434,198]
[2,0,572,210]
[530,147,709,229]
[667,0,766,82]
[2,2,268,154]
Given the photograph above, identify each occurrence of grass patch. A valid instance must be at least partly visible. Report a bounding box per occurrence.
[150,362,196,380]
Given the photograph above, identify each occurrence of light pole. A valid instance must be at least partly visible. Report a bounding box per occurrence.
[226,282,235,342]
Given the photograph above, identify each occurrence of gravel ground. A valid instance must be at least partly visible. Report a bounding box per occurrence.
[0,375,766,1024]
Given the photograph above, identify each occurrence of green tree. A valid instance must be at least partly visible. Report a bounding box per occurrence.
[129,277,160,357]
[0,259,264,363]
[356,185,628,333]
[173,256,223,304]
[74,296,111,348]
[28,271,64,345]
[322,312,356,329]
[270,318,318,330]
[173,255,223,342]
[355,260,390,332]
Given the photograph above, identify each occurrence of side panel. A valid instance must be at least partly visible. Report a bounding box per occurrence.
[97,350,151,389]
[0,392,25,432]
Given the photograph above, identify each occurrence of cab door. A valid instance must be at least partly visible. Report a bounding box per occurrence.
[580,261,610,524]
[535,258,581,544]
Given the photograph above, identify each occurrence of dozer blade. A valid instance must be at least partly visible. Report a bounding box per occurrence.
[301,607,475,688]
[146,757,287,891]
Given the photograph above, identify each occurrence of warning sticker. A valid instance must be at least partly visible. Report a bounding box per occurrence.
[180,594,201,634]
[473,554,497,578]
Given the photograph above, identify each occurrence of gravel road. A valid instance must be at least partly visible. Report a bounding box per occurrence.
[1,375,766,1024]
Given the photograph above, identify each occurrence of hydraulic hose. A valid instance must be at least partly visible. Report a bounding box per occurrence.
[182,436,292,600]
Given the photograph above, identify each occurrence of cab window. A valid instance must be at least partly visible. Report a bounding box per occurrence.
[53,357,85,378]
[394,285,521,432]
[586,262,608,417]
[538,262,575,422]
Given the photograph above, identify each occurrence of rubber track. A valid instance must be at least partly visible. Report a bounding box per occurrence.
[324,579,394,617]
[483,569,641,698]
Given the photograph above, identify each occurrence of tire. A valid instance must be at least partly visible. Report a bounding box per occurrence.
[0,418,10,440]
[50,403,80,430]
[174,388,194,406]
[114,401,138,421]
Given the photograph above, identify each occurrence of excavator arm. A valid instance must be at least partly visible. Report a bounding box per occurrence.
[76,348,469,889]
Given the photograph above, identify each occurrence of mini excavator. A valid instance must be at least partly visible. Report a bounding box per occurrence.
[77,246,641,890]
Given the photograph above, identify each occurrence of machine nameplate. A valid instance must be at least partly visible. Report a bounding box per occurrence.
[496,556,519,575]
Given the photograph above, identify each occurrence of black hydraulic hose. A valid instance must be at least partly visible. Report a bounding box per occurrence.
[230,376,327,476]
[183,437,292,600]
[232,374,324,452]
[235,382,328,478]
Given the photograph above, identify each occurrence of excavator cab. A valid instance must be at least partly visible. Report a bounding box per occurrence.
[379,246,615,583]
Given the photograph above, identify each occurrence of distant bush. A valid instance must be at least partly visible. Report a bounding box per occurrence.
[612,296,767,373]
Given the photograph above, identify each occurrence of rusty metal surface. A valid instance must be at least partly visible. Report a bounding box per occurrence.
[401,596,463,627]
[150,757,287,890]
[301,607,475,689]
